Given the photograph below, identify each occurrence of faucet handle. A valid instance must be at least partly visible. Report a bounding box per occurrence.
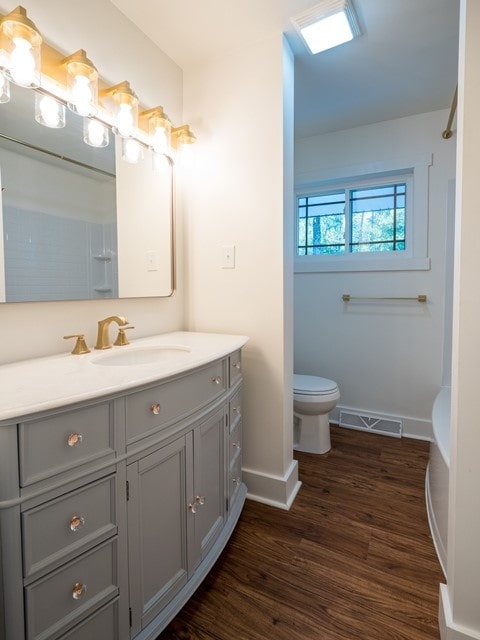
[64,334,91,355]
[114,326,135,346]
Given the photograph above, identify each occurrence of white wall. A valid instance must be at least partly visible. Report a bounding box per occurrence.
[0,0,184,364]
[182,36,300,508]
[294,110,456,438]
[440,1,480,638]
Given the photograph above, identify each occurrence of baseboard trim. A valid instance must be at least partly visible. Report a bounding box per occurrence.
[439,584,480,640]
[243,459,302,510]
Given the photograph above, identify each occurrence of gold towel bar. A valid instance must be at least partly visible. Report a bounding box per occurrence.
[342,294,427,303]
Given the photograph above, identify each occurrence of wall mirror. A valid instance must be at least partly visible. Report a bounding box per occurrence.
[0,82,175,303]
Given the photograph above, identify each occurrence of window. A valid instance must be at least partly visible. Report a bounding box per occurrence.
[294,155,431,273]
[297,179,407,256]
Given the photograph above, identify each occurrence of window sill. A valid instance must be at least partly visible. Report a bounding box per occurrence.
[294,255,430,273]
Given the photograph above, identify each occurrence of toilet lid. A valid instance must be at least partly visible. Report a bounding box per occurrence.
[293,374,338,395]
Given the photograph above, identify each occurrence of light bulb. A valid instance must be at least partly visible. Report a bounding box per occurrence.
[85,119,108,147]
[122,138,143,163]
[116,103,133,137]
[37,95,64,128]
[9,37,36,87]
[71,74,92,116]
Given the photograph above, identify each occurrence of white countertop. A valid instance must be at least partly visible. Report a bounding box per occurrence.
[0,332,248,422]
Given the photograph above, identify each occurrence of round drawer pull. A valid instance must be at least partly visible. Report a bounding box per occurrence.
[211,376,222,385]
[195,495,205,506]
[72,582,87,600]
[188,501,197,514]
[150,402,161,415]
[232,477,241,486]
[67,433,83,447]
[232,362,241,370]
[70,515,85,532]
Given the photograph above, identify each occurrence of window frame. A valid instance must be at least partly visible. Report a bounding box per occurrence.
[294,154,432,273]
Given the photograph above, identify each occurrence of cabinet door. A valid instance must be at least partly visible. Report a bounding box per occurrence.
[190,408,226,572]
[127,434,193,635]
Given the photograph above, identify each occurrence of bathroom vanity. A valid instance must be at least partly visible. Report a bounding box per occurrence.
[0,332,247,640]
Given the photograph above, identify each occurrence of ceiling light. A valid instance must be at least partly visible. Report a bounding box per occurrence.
[291,0,361,55]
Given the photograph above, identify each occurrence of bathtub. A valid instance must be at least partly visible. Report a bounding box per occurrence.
[426,386,450,577]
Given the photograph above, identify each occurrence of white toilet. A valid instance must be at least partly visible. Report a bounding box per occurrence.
[293,374,340,454]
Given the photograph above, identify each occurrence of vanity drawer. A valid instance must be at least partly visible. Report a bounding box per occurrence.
[126,359,227,442]
[229,388,242,430]
[22,475,117,580]
[25,538,118,640]
[229,351,242,387]
[19,402,114,487]
[58,599,118,640]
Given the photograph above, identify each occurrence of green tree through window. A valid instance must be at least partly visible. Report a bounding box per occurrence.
[297,182,406,256]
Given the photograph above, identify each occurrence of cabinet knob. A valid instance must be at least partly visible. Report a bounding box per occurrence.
[67,433,83,447]
[70,515,85,532]
[211,376,222,385]
[232,406,240,415]
[150,402,161,415]
[72,582,87,600]
[232,441,241,449]
[232,362,241,370]
[232,477,241,486]
[195,495,205,506]
[188,501,197,514]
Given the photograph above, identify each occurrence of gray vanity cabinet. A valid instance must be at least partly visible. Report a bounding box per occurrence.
[127,434,192,635]
[127,405,226,636]
[0,346,246,640]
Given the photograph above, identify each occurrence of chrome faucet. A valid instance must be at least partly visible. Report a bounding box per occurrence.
[95,315,129,350]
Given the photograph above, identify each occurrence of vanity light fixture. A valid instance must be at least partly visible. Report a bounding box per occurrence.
[0,6,197,164]
[103,80,139,138]
[0,5,42,87]
[63,49,98,117]
[141,106,172,155]
[83,116,109,147]
[0,71,10,102]
[291,0,361,55]
[34,91,65,128]
[171,124,196,166]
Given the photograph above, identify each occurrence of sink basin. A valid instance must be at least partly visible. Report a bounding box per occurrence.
[92,345,191,366]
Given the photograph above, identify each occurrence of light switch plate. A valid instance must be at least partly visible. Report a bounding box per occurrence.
[222,245,235,269]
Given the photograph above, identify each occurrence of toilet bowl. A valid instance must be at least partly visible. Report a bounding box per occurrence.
[293,374,340,454]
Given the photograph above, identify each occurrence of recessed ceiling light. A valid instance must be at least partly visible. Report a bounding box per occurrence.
[291,0,361,55]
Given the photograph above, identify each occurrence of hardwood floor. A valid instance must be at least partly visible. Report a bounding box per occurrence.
[158,426,444,639]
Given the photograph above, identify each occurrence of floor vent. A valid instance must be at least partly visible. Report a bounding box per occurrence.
[339,410,402,438]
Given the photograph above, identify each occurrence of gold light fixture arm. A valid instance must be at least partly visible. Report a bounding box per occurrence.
[442,85,458,139]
